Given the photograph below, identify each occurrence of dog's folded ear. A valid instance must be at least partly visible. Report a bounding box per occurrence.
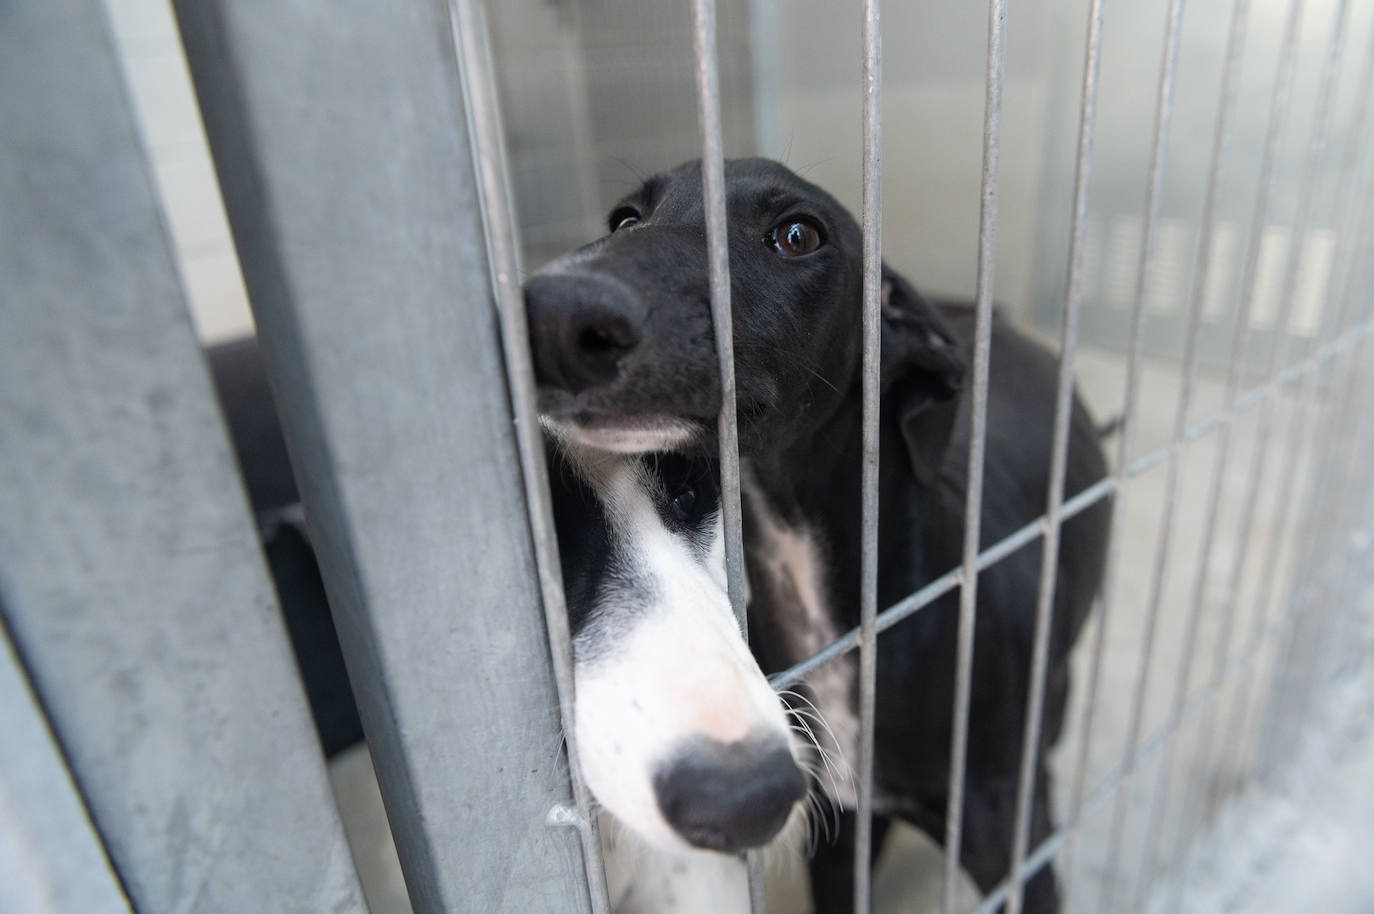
[880,265,966,488]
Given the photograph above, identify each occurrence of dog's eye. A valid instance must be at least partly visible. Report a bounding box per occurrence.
[670,485,697,522]
[769,219,825,257]
[609,207,641,233]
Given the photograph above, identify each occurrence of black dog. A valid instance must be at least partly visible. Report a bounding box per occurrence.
[525,158,1112,913]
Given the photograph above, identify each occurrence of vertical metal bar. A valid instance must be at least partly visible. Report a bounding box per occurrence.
[1003,2,1105,912]
[944,2,1005,912]
[1250,13,1374,763]
[689,0,758,908]
[1209,0,1347,808]
[0,622,132,914]
[1236,4,1370,786]
[0,5,367,912]
[1059,1,1189,906]
[1158,4,1309,906]
[174,3,596,910]
[1090,0,1194,905]
[1130,0,1253,895]
[1290,189,1374,696]
[1157,42,1365,910]
[855,0,883,909]
[447,2,610,910]
[690,0,749,631]
[1252,213,1374,784]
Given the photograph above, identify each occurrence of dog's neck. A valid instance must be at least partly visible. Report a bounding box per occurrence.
[743,370,868,512]
[740,369,954,634]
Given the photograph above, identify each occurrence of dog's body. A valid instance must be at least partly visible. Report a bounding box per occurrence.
[527,158,1112,912]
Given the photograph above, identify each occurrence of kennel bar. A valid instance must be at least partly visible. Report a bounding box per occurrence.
[173,2,595,912]
[0,624,133,914]
[1128,0,1254,893]
[1204,0,1352,818]
[0,3,366,911]
[943,2,1006,912]
[1247,190,1374,782]
[1151,45,1373,914]
[448,0,612,908]
[966,517,1374,914]
[1058,0,1189,905]
[1217,0,1373,810]
[1104,0,1352,901]
[748,2,1374,908]
[1077,0,1310,903]
[1003,0,1106,910]
[1266,184,1374,747]
[1152,0,1318,873]
[855,0,884,909]
[690,0,749,630]
[689,0,769,907]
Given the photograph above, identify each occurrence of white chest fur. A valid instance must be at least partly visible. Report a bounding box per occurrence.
[741,468,860,811]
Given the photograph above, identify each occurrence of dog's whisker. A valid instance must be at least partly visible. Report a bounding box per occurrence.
[789,712,854,784]
[787,715,844,786]
[782,694,854,792]
[783,698,854,785]
[783,691,851,766]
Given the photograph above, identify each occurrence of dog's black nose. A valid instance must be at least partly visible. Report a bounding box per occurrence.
[524,273,643,394]
[653,736,805,852]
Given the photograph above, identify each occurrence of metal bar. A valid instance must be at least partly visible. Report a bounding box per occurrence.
[1248,192,1374,782]
[689,1,759,908]
[1091,0,1198,905]
[690,0,749,632]
[1128,0,1253,896]
[1208,0,1346,814]
[1231,7,1368,786]
[1004,0,1105,910]
[447,1,610,909]
[944,2,1005,911]
[765,319,1373,694]
[0,621,132,914]
[970,512,1367,914]
[1293,203,1374,705]
[0,5,367,912]
[1319,338,1374,670]
[1058,2,1189,903]
[1170,363,1374,914]
[854,0,884,907]
[174,3,595,910]
[1132,1,1310,901]
[1245,24,1374,782]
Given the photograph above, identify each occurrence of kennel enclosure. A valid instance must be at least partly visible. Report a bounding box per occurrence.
[3,0,1374,912]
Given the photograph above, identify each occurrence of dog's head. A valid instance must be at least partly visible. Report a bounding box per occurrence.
[549,439,805,853]
[526,157,964,459]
